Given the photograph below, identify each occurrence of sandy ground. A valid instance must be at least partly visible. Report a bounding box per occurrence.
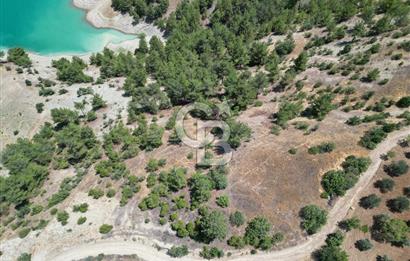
[0,55,130,153]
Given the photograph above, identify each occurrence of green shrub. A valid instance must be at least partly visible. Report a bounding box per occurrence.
[216,195,229,208]
[7,48,31,67]
[72,203,88,213]
[91,94,107,111]
[244,216,272,248]
[31,205,44,216]
[325,230,344,247]
[189,173,213,207]
[106,189,116,198]
[359,194,381,209]
[276,101,303,127]
[404,187,410,198]
[363,68,380,82]
[35,103,44,113]
[229,211,245,227]
[88,188,104,199]
[375,178,395,193]
[360,127,387,150]
[77,217,87,225]
[385,160,409,177]
[227,235,246,249]
[17,253,32,261]
[300,205,327,235]
[321,170,356,197]
[52,57,92,84]
[308,142,335,154]
[387,196,410,213]
[400,41,410,51]
[371,214,409,246]
[57,211,69,226]
[167,245,189,257]
[339,217,361,231]
[99,224,113,234]
[305,93,335,120]
[199,246,224,260]
[18,227,31,238]
[355,239,373,251]
[198,210,228,243]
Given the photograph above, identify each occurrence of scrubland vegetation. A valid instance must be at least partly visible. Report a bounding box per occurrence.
[1,0,410,260]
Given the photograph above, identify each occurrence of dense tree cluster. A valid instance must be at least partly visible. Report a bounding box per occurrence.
[7,48,31,67]
[371,214,409,247]
[321,156,370,197]
[360,123,401,150]
[300,205,327,235]
[198,210,228,243]
[52,57,93,84]
[103,122,139,160]
[111,0,168,22]
[314,231,348,261]
[90,48,142,79]
[304,93,335,120]
[0,107,102,219]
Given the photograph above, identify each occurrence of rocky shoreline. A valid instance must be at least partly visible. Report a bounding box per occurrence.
[72,0,163,39]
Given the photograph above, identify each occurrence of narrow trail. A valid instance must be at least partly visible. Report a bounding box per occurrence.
[36,127,410,261]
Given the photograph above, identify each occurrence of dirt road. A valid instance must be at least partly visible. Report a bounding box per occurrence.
[35,127,409,261]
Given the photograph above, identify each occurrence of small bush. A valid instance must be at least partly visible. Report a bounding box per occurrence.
[18,227,31,238]
[229,211,245,227]
[216,195,229,208]
[375,178,395,193]
[35,103,44,113]
[57,211,69,226]
[88,188,104,199]
[227,235,246,249]
[167,245,189,258]
[385,160,408,177]
[300,205,327,235]
[355,239,373,251]
[308,142,335,154]
[360,194,381,209]
[99,224,113,234]
[17,253,31,261]
[387,196,410,213]
[199,246,224,259]
[72,203,88,213]
[77,217,87,225]
[396,96,410,108]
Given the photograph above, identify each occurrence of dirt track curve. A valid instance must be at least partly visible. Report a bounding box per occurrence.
[36,127,410,261]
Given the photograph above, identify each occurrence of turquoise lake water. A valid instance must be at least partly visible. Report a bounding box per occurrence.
[0,0,135,54]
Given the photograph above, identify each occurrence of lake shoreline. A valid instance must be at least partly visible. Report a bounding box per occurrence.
[2,0,163,58]
[72,0,164,39]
